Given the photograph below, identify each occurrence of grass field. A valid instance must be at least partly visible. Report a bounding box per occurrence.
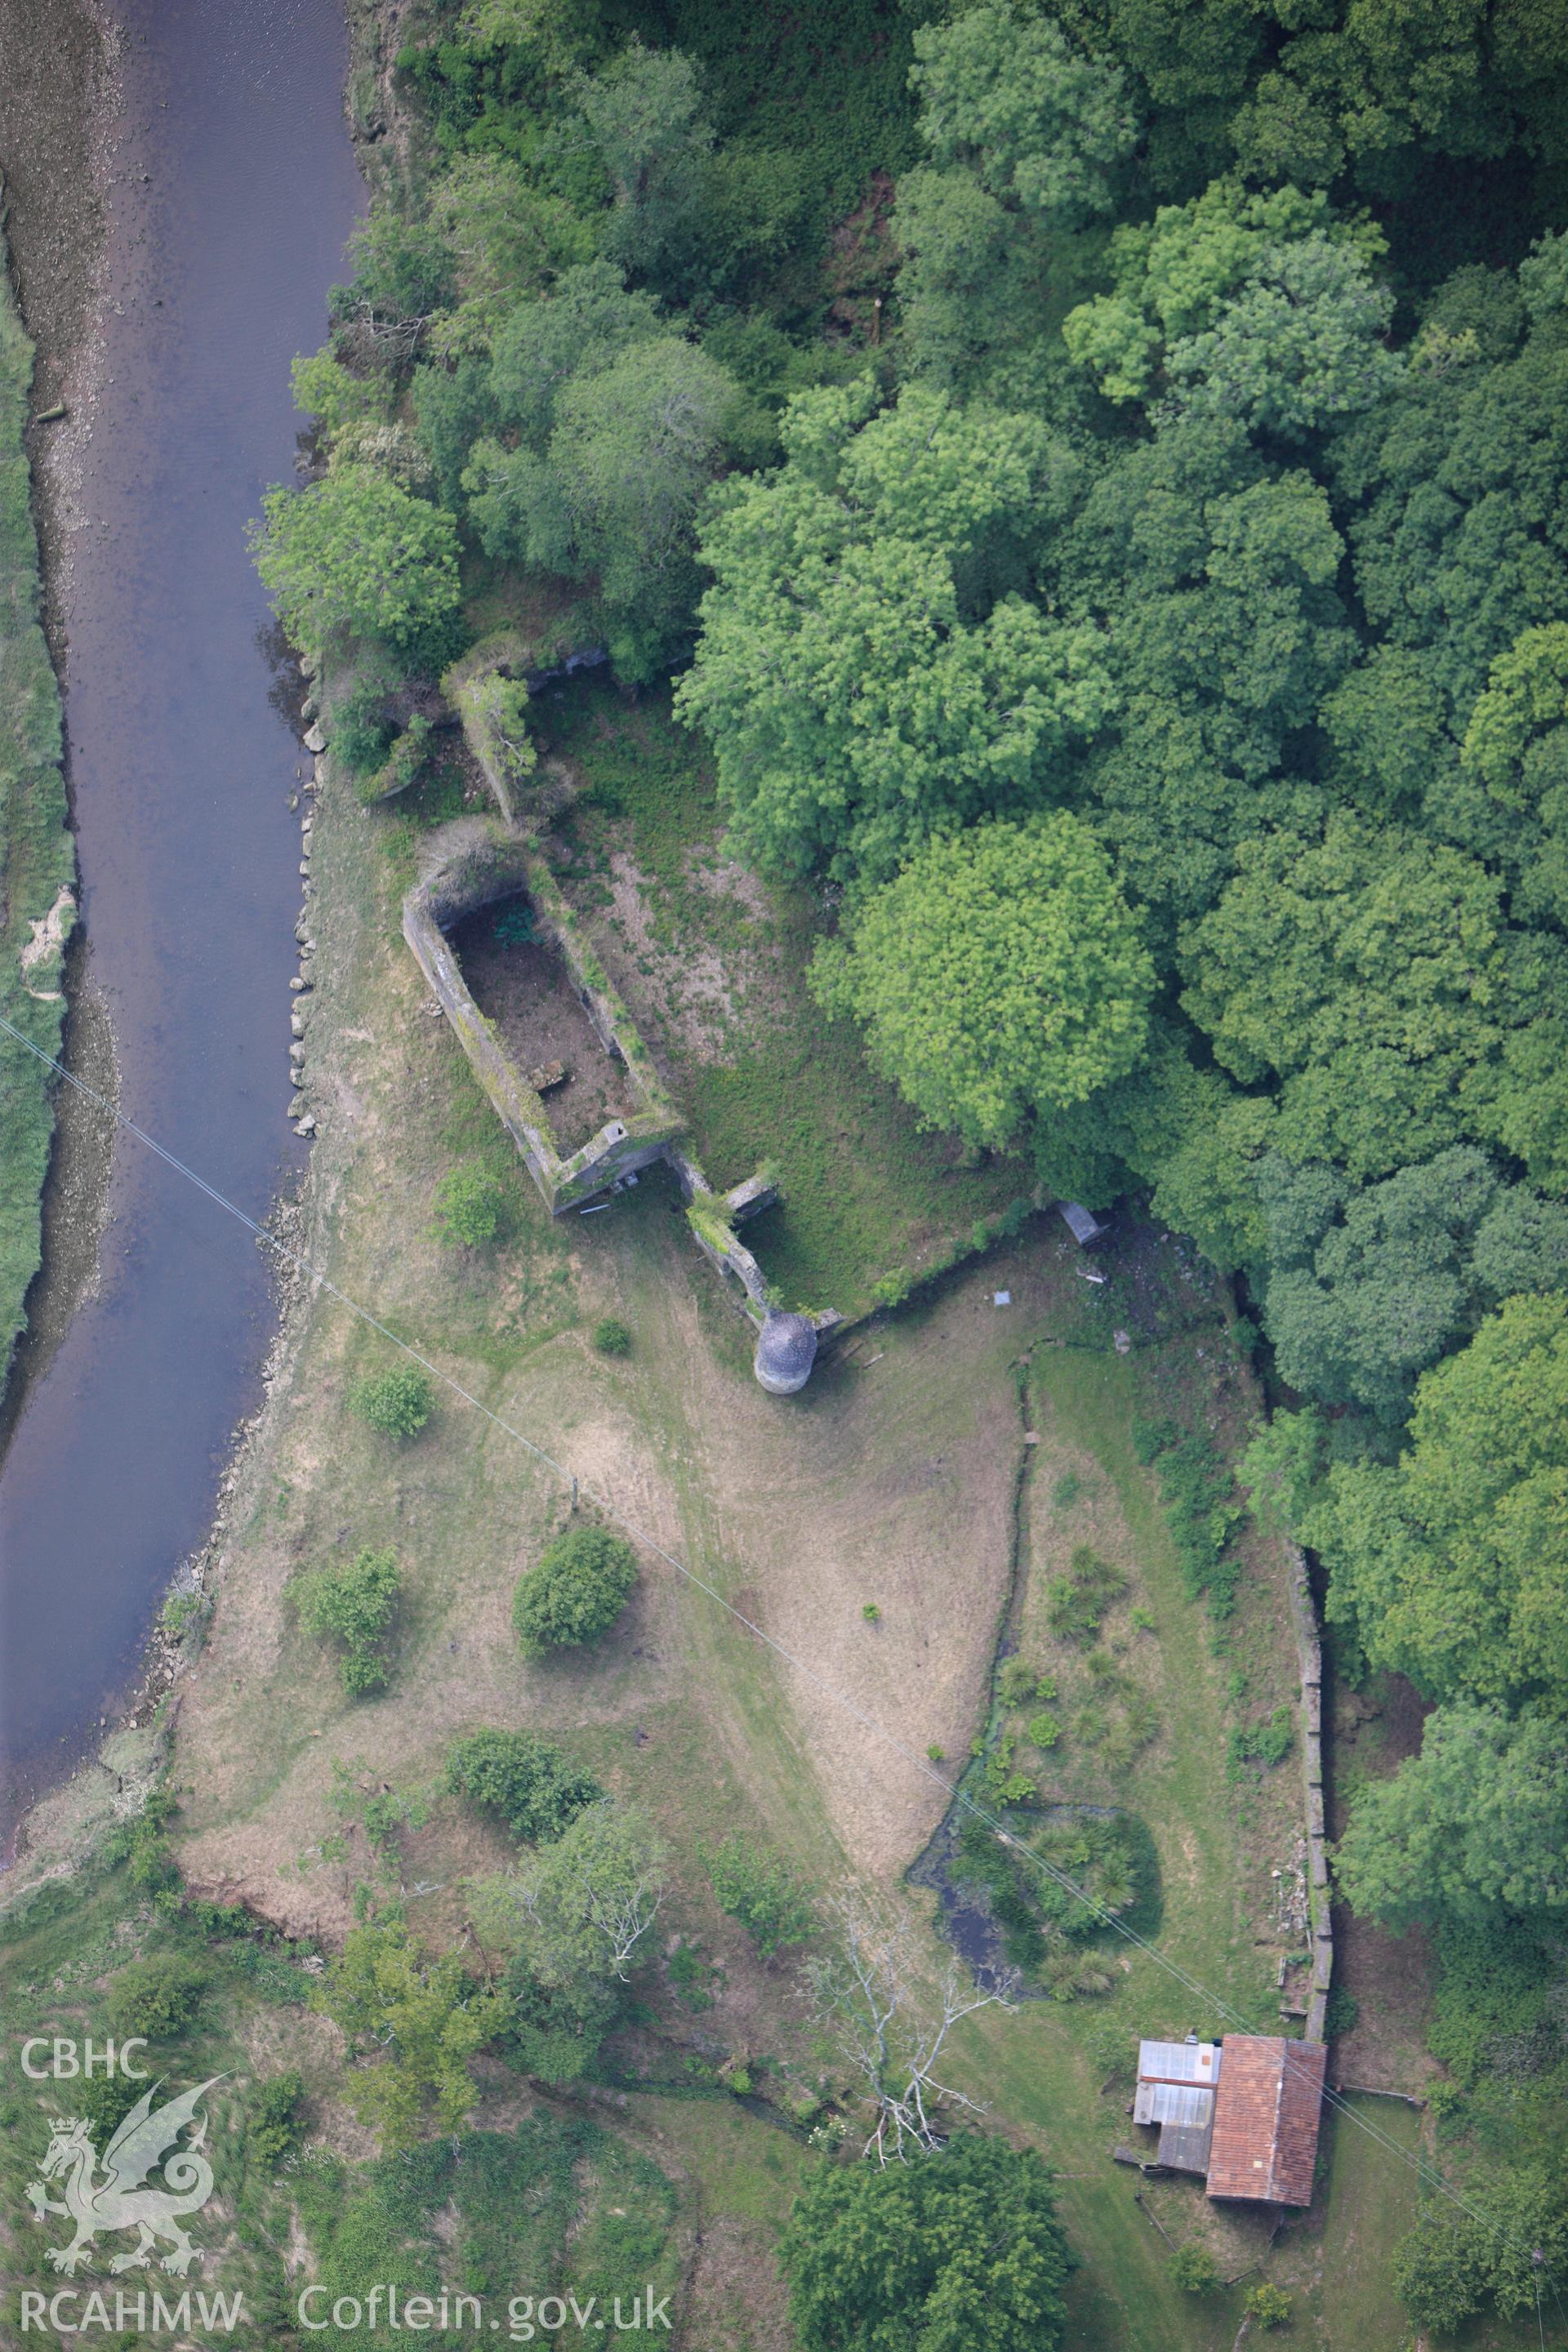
[0,630,1433,2344]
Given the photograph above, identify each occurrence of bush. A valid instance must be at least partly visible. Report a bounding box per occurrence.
[247,2072,306,2167]
[703,1833,815,1958]
[1169,2244,1221,2294]
[512,1525,638,1657]
[352,1364,435,1438]
[291,1546,402,1695]
[1045,1547,1127,1641]
[999,1655,1042,1705]
[445,1730,602,1842]
[359,711,433,804]
[434,1165,507,1247]
[592,1317,631,1356]
[331,679,396,775]
[1028,1710,1062,1750]
[77,2069,146,2143]
[106,1955,209,2041]
[1245,2283,1293,2329]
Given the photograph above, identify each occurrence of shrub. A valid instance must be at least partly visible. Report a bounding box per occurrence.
[434,1165,506,1248]
[291,1546,402,1695]
[1229,1704,1295,1775]
[592,1316,631,1356]
[862,1601,880,1621]
[1244,2283,1293,2329]
[445,1729,602,1842]
[999,1655,1040,1705]
[512,1525,638,1657]
[247,2071,306,2166]
[107,1955,209,2041]
[1045,1547,1127,1640]
[78,2070,146,2143]
[352,1364,435,1439]
[703,1833,815,1958]
[1169,2244,1221,2293]
[359,710,433,804]
[1028,1710,1062,1750]
[331,679,396,775]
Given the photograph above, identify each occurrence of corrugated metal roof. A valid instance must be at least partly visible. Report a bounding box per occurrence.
[1134,2080,1215,2128]
[1157,2118,1216,2176]
[1206,2036,1327,2205]
[1138,2039,1221,2085]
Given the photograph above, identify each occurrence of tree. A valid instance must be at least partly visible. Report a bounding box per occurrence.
[313,1922,503,2150]
[1169,2244,1221,2293]
[479,1799,666,1986]
[892,167,1042,394]
[804,1891,1018,2162]
[444,1729,602,1843]
[909,4,1136,229]
[1334,1702,1568,1929]
[1392,2163,1568,2332]
[1332,315,1568,729]
[466,270,738,681]
[291,349,392,442]
[811,815,1153,1151]
[702,1833,815,1958]
[1244,2283,1294,2329]
[290,1547,403,1697]
[1161,231,1401,439]
[252,466,462,666]
[777,2132,1074,2352]
[679,381,1109,884]
[569,38,712,296]
[433,1165,507,1248]
[1313,1294,1568,1710]
[512,1524,638,1657]
[1254,1148,1568,1422]
[352,1365,436,1439]
[1062,180,1394,430]
[1179,813,1557,1182]
[1058,420,1352,927]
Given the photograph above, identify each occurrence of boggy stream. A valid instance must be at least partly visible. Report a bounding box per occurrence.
[0,0,362,1846]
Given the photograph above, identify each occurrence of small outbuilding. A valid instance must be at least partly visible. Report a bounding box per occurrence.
[1134,2039,1220,2176]
[1205,2035,1327,2206]
[754,1310,818,1396]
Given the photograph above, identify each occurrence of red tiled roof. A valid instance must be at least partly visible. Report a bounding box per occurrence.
[1205,2036,1326,2205]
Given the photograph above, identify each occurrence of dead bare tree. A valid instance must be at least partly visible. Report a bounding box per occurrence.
[804,1889,1019,2163]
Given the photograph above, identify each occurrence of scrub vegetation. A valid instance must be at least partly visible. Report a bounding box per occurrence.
[0,222,74,1383]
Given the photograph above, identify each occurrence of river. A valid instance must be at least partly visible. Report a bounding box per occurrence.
[0,0,362,1846]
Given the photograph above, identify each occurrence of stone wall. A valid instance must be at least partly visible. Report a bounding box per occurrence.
[411,638,845,1372]
[403,816,683,1214]
[1285,1544,1334,2044]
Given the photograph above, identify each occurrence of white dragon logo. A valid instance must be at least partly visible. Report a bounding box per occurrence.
[26,2078,223,2276]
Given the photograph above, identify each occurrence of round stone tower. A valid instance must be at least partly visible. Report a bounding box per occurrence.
[753,1309,817,1396]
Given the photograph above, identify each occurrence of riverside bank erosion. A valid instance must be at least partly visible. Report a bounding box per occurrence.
[0,0,363,1851]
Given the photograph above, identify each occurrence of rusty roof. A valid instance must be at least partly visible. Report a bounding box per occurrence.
[1205,2036,1326,2206]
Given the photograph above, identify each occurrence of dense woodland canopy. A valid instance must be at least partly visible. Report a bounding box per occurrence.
[253,0,1568,2322]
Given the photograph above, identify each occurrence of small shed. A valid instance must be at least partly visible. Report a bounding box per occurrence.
[1205,2035,1327,2205]
[1059,1200,1106,1245]
[1134,2040,1220,2176]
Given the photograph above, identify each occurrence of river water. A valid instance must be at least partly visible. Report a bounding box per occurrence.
[0,0,362,1844]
